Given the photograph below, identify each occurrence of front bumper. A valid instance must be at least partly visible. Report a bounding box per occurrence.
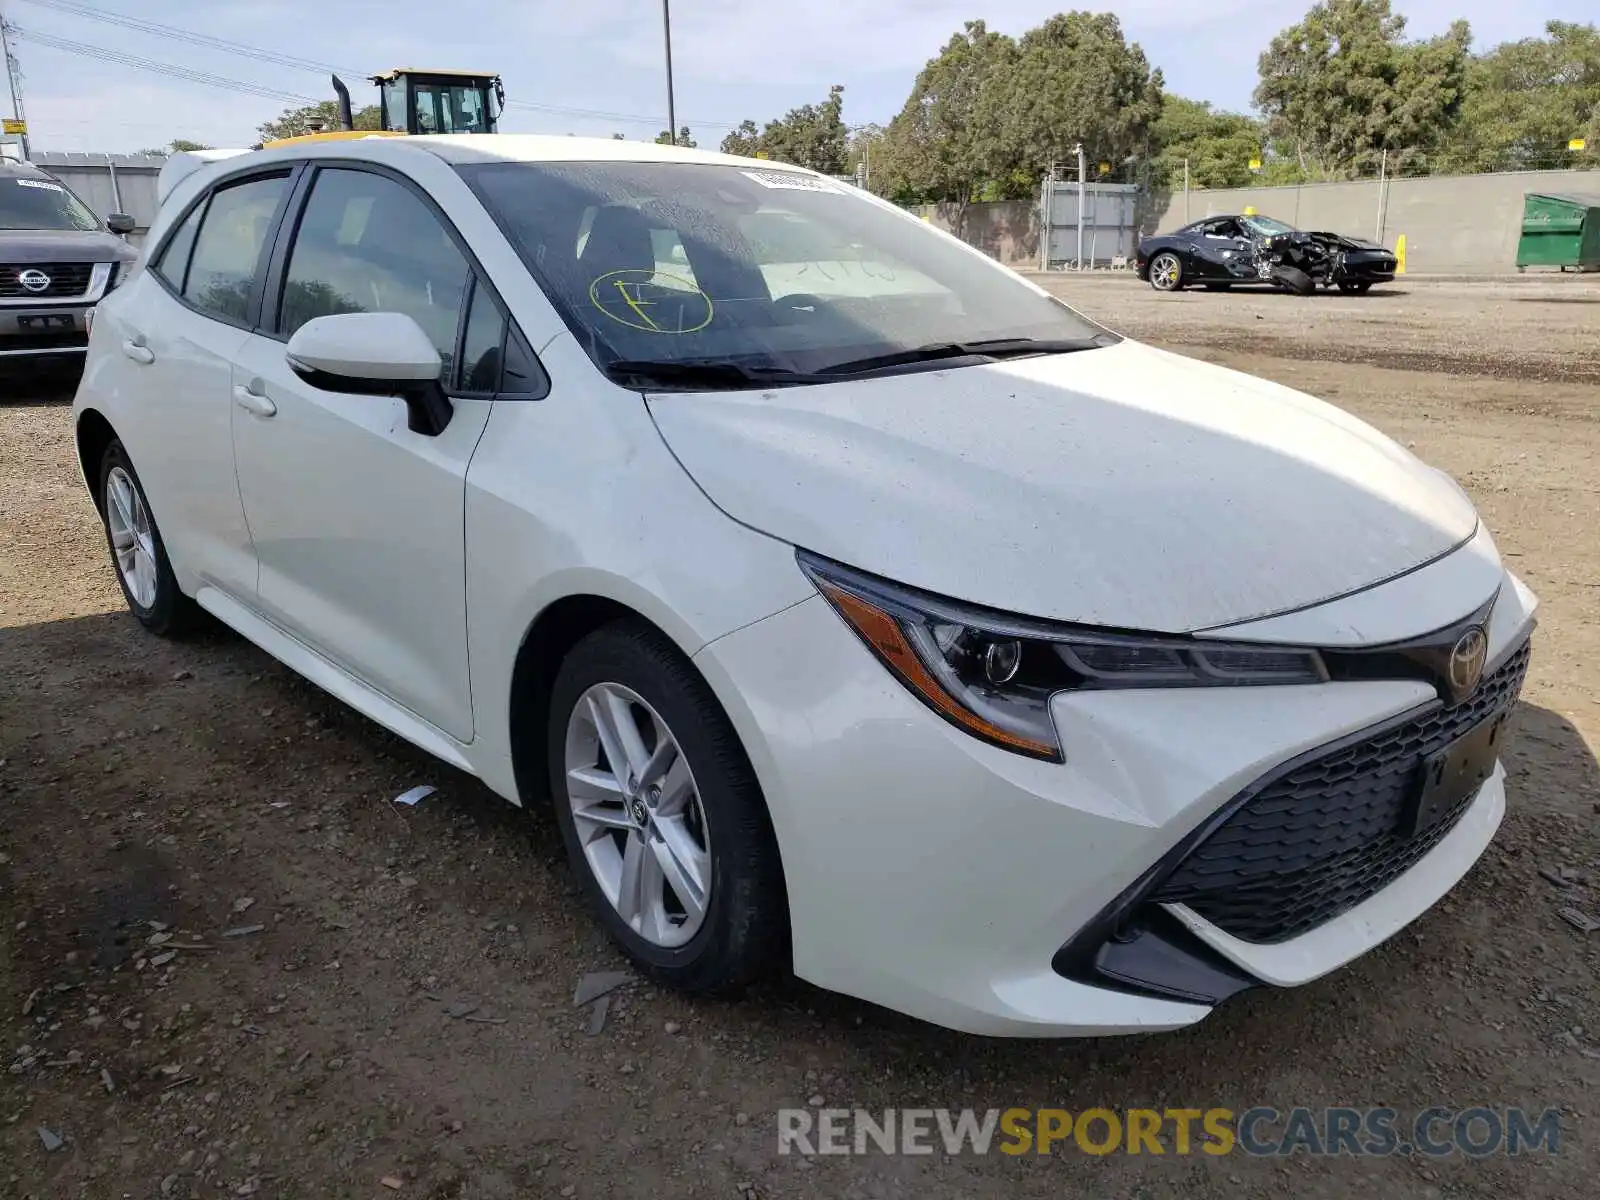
[0,301,92,361]
[693,553,1537,1037]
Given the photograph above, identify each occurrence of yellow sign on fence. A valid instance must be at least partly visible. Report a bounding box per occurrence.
[1395,234,1407,274]
[1570,138,1588,152]
[1,119,25,136]
[754,150,770,159]
[1248,157,1262,172]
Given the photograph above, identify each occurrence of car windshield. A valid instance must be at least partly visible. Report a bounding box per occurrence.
[1240,215,1296,237]
[461,160,1113,384]
[0,175,101,231]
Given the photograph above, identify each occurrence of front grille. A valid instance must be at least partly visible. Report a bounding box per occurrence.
[1152,636,1531,943]
[0,263,95,299]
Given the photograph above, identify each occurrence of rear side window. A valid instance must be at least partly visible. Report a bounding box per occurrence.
[182,175,290,323]
[278,168,469,372]
[152,202,205,291]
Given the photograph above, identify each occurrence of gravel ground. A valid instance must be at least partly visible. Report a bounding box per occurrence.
[2,279,1599,1199]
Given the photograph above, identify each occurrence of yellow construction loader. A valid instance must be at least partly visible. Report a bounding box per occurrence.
[261,69,505,148]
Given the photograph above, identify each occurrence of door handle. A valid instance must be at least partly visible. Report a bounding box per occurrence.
[232,384,277,418]
[120,338,155,365]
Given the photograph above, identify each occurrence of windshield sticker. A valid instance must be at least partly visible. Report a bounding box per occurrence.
[740,169,838,193]
[14,179,66,192]
[588,269,714,334]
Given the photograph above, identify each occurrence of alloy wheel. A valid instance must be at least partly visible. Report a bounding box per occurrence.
[563,681,712,948]
[106,465,158,609]
[1150,253,1182,291]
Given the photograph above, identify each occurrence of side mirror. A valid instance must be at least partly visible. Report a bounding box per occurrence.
[107,213,136,236]
[285,312,453,436]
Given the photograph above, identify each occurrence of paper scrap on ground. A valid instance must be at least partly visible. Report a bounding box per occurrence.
[573,970,632,1007]
[394,785,435,807]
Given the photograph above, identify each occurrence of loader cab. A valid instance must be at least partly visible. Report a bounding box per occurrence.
[373,70,504,136]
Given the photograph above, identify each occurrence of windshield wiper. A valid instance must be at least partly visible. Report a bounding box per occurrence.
[816,336,1105,378]
[603,358,823,391]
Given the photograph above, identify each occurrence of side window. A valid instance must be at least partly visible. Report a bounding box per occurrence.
[456,278,506,394]
[152,200,205,291]
[183,175,290,323]
[499,326,548,398]
[279,168,469,376]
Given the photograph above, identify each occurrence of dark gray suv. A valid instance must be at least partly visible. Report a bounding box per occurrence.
[2,159,138,380]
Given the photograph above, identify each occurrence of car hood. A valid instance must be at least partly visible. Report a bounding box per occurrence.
[0,228,138,263]
[647,340,1480,632]
[1306,230,1388,253]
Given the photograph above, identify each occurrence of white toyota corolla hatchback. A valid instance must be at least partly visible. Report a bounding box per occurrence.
[73,135,1536,1036]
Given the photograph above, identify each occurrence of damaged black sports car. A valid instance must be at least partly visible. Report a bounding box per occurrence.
[1135,213,1398,295]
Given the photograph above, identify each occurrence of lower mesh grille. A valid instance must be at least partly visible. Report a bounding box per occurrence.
[1152,636,1531,943]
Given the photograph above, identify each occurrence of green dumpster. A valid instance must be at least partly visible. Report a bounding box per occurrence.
[1516,192,1600,271]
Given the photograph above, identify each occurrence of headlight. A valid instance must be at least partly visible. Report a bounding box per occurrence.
[798,551,1328,762]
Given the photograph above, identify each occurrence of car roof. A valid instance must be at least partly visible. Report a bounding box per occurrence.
[0,158,55,179]
[160,134,816,205]
[401,133,806,172]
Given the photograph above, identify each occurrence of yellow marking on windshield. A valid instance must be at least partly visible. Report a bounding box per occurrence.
[588,269,714,334]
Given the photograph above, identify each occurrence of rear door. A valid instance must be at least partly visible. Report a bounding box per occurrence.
[228,164,496,742]
[98,169,295,600]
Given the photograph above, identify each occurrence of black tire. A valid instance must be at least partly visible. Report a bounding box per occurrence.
[546,618,788,994]
[1148,251,1184,292]
[1271,265,1316,296]
[1338,280,1374,295]
[97,439,201,636]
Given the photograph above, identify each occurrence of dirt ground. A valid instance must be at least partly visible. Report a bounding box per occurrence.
[3,277,1599,1199]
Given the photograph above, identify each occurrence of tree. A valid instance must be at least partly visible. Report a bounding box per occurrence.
[1441,21,1600,172]
[877,21,1016,207]
[984,12,1164,191]
[1254,0,1471,177]
[257,100,381,142]
[1151,96,1263,190]
[719,120,761,157]
[655,127,697,148]
[718,86,848,172]
[137,138,213,156]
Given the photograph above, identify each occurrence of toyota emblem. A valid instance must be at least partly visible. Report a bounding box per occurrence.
[17,268,51,294]
[1448,627,1488,697]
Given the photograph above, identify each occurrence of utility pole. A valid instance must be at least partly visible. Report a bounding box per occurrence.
[661,0,677,146]
[1375,148,1388,244]
[1,5,28,161]
[1075,142,1086,270]
[1183,157,1190,224]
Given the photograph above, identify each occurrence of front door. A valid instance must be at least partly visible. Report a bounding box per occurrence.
[229,165,488,742]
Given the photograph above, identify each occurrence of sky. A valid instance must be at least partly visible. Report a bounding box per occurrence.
[5,0,1595,154]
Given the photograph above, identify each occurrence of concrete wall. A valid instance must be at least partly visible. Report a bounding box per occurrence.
[914,200,1039,267]
[1151,169,1600,275]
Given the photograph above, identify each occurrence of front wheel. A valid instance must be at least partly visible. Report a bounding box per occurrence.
[1148,252,1184,291]
[547,619,788,994]
[98,440,201,636]
[1271,265,1316,296]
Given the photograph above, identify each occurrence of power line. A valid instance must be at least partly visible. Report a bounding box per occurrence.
[12,27,322,105]
[15,0,741,130]
[18,0,350,75]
